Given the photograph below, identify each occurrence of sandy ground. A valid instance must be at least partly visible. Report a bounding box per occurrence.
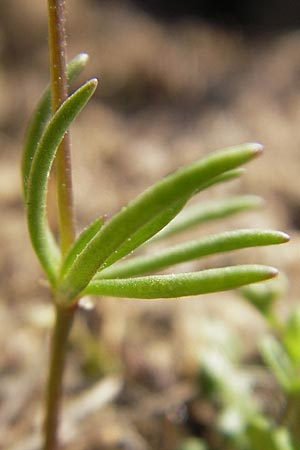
[0,1,299,449]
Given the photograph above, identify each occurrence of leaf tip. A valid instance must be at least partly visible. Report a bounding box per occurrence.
[279,231,291,243]
[267,266,279,279]
[248,142,264,157]
[85,77,98,96]
[89,77,99,87]
[77,52,89,64]
[233,167,245,177]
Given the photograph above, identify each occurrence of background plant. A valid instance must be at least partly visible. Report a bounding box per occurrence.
[177,277,300,450]
[20,1,289,449]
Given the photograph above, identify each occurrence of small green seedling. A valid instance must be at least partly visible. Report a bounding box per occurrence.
[21,1,289,449]
[196,306,296,450]
[194,279,300,450]
[240,281,300,399]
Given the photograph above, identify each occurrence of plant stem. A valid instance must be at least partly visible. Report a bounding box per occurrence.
[280,393,300,443]
[48,0,75,254]
[44,2,77,450]
[43,306,76,450]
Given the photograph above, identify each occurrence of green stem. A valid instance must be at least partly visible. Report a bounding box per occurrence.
[43,306,76,450]
[44,2,77,450]
[279,392,300,442]
[48,0,75,254]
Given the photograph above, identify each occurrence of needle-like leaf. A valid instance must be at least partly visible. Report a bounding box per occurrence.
[59,169,244,279]
[80,265,278,301]
[95,229,289,279]
[59,198,185,281]
[154,195,264,241]
[26,78,98,285]
[260,336,300,393]
[100,170,247,269]
[56,142,263,304]
[61,216,105,276]
[22,53,89,198]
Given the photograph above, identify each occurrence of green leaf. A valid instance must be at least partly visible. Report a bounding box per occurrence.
[57,143,263,303]
[80,265,277,301]
[154,195,263,241]
[282,308,300,365]
[177,438,208,450]
[247,418,295,450]
[239,275,288,324]
[61,217,105,276]
[202,167,245,185]
[59,170,244,279]
[272,428,296,450]
[22,53,89,198]
[101,170,247,269]
[95,229,289,279]
[26,78,98,285]
[62,169,243,279]
[66,53,89,85]
[260,336,300,393]
[95,198,188,270]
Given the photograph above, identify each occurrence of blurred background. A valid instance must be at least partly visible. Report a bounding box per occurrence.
[0,1,299,449]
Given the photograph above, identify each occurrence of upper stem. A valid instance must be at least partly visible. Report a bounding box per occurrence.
[48,0,75,255]
[44,2,77,450]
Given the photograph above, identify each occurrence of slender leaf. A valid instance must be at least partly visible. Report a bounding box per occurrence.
[57,143,263,303]
[239,276,288,323]
[200,167,245,186]
[22,53,89,198]
[59,169,245,281]
[61,216,105,276]
[154,195,263,241]
[100,170,247,270]
[282,309,300,365]
[26,78,98,285]
[87,198,188,271]
[59,169,244,280]
[177,438,208,450]
[247,418,295,450]
[260,336,300,393]
[79,265,278,302]
[95,229,289,279]
[272,428,295,450]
